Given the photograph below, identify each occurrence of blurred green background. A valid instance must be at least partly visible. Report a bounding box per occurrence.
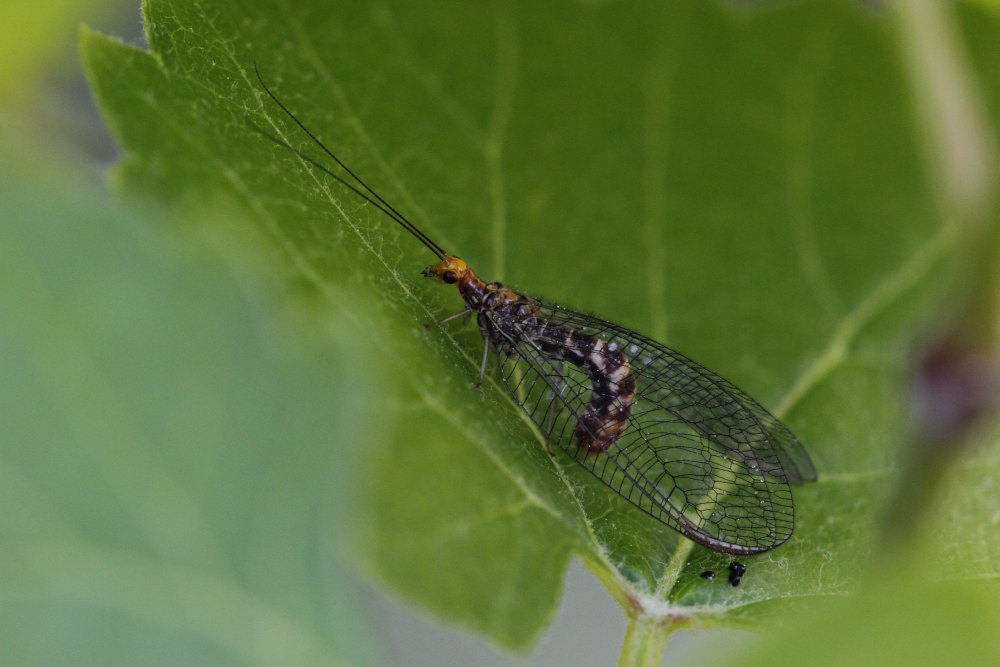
[4,0,1000,665]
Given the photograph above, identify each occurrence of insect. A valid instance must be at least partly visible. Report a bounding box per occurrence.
[252,63,817,557]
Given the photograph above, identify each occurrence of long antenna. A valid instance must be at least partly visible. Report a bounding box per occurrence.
[252,61,447,260]
[246,120,434,246]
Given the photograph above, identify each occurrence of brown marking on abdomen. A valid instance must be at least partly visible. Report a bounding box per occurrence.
[534,326,636,455]
[573,338,636,454]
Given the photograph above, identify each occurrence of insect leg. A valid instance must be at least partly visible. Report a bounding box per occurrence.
[475,337,491,388]
[424,309,472,329]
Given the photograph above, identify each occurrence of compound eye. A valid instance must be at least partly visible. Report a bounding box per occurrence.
[442,270,458,284]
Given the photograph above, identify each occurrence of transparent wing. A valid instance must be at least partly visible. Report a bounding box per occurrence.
[489,297,816,555]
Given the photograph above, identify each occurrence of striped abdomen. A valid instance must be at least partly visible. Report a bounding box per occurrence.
[538,324,636,454]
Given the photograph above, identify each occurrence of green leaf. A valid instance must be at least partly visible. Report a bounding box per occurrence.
[0,129,379,664]
[80,0,1000,654]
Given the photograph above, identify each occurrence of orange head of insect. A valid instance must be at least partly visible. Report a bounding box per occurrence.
[422,254,470,285]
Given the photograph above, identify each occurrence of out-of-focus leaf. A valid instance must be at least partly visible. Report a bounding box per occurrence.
[0,0,126,101]
[0,133,380,665]
[726,576,1000,667]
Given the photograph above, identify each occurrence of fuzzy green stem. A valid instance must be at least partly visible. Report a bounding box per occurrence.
[618,613,671,667]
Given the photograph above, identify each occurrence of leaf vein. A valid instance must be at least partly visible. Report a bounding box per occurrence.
[774,221,955,419]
